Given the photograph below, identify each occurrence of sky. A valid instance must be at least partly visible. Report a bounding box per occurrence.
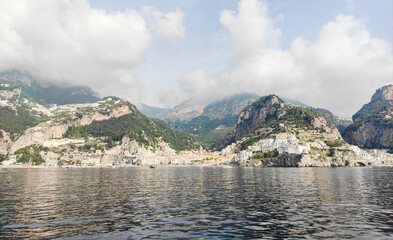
[0,0,392,117]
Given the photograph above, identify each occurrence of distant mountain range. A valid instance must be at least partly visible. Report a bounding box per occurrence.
[140,104,170,119]
[142,93,260,150]
[141,94,352,150]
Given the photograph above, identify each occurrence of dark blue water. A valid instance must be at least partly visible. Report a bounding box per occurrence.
[0,167,392,239]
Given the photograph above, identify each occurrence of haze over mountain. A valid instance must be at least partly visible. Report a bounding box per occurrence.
[0,71,100,105]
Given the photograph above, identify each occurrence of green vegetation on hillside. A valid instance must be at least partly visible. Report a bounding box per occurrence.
[64,111,200,152]
[15,145,48,165]
[253,107,322,132]
[325,140,344,147]
[251,150,279,159]
[353,101,392,122]
[0,154,6,162]
[0,106,40,138]
[169,94,259,150]
[198,128,236,151]
[343,97,393,149]
[183,115,237,134]
[174,114,238,150]
[236,94,335,145]
[241,137,261,150]
[251,95,285,108]
[344,101,393,133]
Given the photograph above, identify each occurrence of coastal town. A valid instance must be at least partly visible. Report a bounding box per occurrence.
[2,131,392,168]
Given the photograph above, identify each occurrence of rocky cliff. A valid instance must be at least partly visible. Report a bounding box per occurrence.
[235,95,341,141]
[371,85,393,102]
[228,95,385,167]
[344,85,393,150]
[8,97,135,154]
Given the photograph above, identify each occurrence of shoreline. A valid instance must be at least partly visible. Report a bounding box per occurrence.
[1,164,392,169]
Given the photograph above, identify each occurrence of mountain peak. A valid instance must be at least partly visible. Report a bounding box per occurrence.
[251,95,285,109]
[371,85,393,102]
[236,94,341,142]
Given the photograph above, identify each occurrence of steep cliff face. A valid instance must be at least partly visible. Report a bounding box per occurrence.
[235,95,341,141]
[371,84,393,102]
[9,97,134,154]
[344,122,393,149]
[312,108,352,135]
[9,123,69,154]
[344,85,393,149]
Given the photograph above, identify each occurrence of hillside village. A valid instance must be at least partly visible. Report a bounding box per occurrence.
[222,132,392,167]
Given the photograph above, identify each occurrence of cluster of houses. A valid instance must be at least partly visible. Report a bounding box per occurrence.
[233,133,310,162]
[249,133,309,155]
[128,150,232,166]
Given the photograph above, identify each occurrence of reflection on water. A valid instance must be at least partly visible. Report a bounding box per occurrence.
[0,167,392,239]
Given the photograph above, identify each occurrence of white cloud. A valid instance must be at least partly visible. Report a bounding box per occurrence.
[220,0,281,65]
[154,9,185,43]
[172,0,393,117]
[0,0,150,100]
[157,86,189,107]
[0,0,186,106]
[144,6,185,43]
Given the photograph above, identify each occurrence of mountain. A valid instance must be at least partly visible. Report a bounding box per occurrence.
[235,95,341,141]
[61,97,200,152]
[312,108,352,135]
[174,94,259,150]
[139,104,170,119]
[282,98,352,135]
[162,100,205,124]
[227,95,374,167]
[344,85,393,150]
[0,70,100,105]
[0,89,201,166]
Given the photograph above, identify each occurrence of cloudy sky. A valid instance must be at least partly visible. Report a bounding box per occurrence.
[0,0,392,117]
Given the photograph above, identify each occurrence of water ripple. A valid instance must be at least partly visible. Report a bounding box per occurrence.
[0,167,392,239]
